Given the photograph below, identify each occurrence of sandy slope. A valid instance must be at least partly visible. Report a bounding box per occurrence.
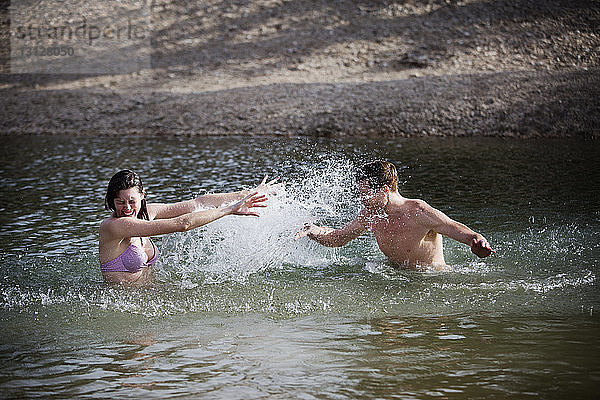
[1,0,599,137]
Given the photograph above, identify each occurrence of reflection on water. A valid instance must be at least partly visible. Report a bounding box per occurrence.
[0,136,599,398]
[1,312,597,399]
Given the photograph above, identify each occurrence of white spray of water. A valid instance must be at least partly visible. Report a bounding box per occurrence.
[159,158,362,283]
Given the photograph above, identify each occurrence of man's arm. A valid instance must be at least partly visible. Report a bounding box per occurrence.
[415,200,494,258]
[295,210,369,247]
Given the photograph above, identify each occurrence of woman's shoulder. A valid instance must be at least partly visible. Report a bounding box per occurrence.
[100,215,133,235]
[144,202,163,220]
[100,216,137,246]
[99,216,117,236]
[100,215,153,238]
[100,215,116,227]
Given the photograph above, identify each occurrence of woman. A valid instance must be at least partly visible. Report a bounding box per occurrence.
[99,170,278,285]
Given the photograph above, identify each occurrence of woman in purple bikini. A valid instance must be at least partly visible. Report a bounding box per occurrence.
[99,170,278,285]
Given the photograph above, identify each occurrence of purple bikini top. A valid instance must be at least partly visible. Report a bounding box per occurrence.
[100,240,158,273]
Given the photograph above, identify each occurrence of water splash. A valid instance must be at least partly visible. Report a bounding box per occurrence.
[159,158,361,283]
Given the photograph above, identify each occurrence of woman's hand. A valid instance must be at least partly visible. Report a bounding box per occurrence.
[254,175,284,195]
[227,192,268,217]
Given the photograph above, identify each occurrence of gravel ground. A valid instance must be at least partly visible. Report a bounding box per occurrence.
[1,0,599,138]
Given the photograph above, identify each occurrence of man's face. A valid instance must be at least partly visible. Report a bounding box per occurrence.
[357,180,388,209]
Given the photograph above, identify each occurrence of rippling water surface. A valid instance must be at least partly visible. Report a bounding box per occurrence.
[0,136,598,399]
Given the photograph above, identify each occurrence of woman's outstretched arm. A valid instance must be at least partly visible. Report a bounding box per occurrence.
[149,176,281,219]
[103,192,267,239]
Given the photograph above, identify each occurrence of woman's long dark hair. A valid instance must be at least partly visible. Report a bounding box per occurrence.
[104,170,149,220]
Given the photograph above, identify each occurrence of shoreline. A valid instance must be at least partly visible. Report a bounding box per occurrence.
[2,69,598,138]
[1,0,599,139]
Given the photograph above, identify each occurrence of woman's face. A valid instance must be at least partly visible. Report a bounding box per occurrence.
[113,187,144,218]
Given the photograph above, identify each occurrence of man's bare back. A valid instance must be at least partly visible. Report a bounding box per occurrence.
[295,161,494,269]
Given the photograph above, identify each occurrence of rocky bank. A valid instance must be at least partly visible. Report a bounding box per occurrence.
[1,0,599,138]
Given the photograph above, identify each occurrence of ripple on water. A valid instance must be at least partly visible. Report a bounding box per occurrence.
[1,137,600,399]
[1,138,599,320]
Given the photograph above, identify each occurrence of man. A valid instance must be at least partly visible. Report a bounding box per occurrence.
[295,160,494,269]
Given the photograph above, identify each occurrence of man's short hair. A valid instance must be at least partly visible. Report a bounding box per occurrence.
[355,160,399,192]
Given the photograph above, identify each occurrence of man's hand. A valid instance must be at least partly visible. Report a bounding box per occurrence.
[295,224,322,240]
[471,236,495,258]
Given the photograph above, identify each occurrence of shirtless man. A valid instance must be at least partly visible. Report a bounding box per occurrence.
[295,160,494,269]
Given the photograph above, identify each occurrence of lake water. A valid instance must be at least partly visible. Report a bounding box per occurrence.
[0,135,598,399]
